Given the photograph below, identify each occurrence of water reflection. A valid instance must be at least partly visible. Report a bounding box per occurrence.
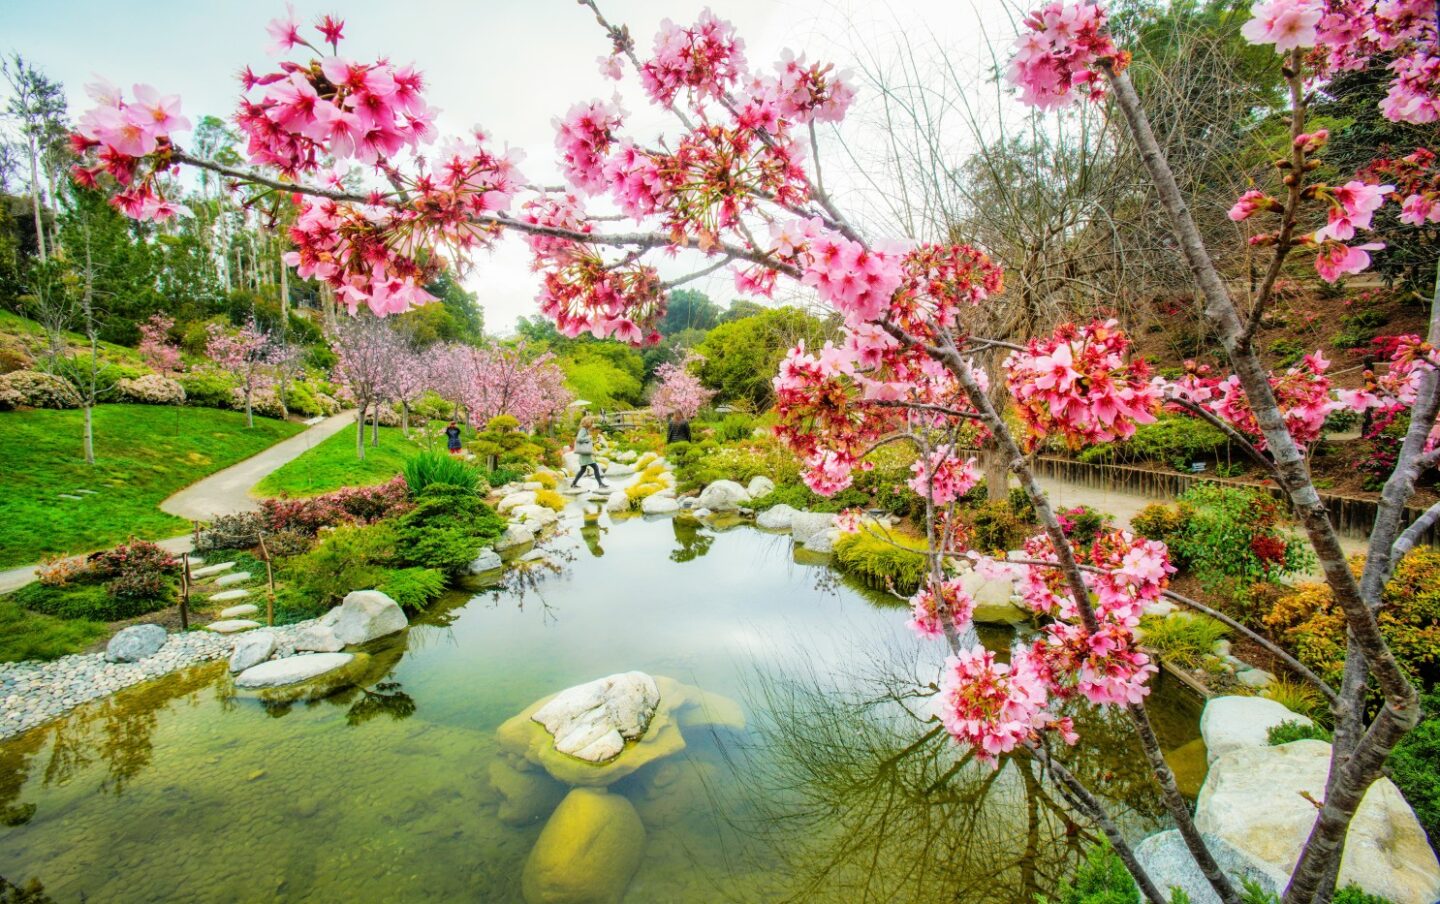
[671,517,714,562]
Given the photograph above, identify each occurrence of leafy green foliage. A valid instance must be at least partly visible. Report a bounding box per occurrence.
[1388,690,1440,850]
[1078,415,1232,467]
[285,522,397,609]
[403,450,479,495]
[1261,676,1329,724]
[1046,840,1137,904]
[964,500,1032,554]
[10,580,170,622]
[833,527,930,595]
[749,482,869,514]
[1332,886,1398,904]
[376,566,447,609]
[1266,719,1333,745]
[558,343,645,409]
[1138,613,1228,668]
[1165,485,1312,598]
[256,423,422,498]
[0,404,302,567]
[485,466,525,488]
[392,484,505,576]
[696,307,830,407]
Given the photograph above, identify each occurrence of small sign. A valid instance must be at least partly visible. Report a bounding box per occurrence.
[1190,462,1207,473]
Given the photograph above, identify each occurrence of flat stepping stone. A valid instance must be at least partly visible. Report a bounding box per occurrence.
[190,562,235,579]
[75,489,98,495]
[58,494,82,501]
[205,619,261,634]
[219,603,259,618]
[210,588,251,602]
[214,571,252,587]
[233,652,356,689]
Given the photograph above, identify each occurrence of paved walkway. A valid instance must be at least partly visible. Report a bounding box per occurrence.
[0,413,355,594]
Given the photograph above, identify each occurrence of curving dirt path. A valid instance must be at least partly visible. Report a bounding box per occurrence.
[0,412,355,594]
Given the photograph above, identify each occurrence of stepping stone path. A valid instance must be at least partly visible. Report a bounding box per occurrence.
[210,588,250,602]
[58,494,82,501]
[233,652,355,689]
[214,572,252,587]
[205,619,261,634]
[190,562,235,579]
[219,603,259,619]
[75,489,97,495]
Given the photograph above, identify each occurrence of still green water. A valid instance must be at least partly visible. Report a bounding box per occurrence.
[0,513,1202,903]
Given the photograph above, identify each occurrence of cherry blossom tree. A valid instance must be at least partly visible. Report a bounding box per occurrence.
[70,4,1439,901]
[136,313,181,374]
[649,351,714,420]
[457,343,570,430]
[330,314,393,459]
[383,334,429,434]
[205,319,276,428]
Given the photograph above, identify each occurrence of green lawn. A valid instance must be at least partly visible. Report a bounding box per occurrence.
[255,424,429,497]
[0,599,107,662]
[0,404,303,567]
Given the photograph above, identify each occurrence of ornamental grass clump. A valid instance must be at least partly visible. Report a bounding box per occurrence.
[833,527,931,595]
[1136,613,1228,669]
[403,450,480,495]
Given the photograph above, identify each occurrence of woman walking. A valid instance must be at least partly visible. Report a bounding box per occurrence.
[572,416,608,488]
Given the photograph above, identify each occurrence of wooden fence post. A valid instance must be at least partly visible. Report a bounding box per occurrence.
[179,552,190,632]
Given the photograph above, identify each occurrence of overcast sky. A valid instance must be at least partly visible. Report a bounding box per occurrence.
[2,0,1019,334]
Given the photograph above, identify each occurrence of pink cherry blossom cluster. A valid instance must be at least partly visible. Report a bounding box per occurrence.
[237,11,433,174]
[555,100,625,194]
[1003,321,1161,450]
[908,447,981,505]
[1307,0,1439,125]
[907,577,977,638]
[1368,148,1440,227]
[650,352,715,420]
[1336,335,1440,450]
[1169,351,1339,450]
[137,313,182,374]
[71,80,191,221]
[737,52,857,128]
[1007,1,1127,108]
[640,10,747,106]
[935,645,1077,765]
[281,198,436,316]
[452,343,571,429]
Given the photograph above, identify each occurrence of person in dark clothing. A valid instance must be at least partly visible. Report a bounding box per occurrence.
[445,421,462,455]
[665,416,692,445]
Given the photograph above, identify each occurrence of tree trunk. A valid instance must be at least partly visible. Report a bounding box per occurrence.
[278,246,290,414]
[245,388,254,428]
[83,403,94,466]
[371,404,380,446]
[401,401,409,435]
[28,136,46,263]
[982,442,1010,501]
[356,403,367,461]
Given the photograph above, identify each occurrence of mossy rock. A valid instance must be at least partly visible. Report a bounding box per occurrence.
[1166,737,1209,798]
[232,652,372,704]
[653,677,746,731]
[490,760,568,826]
[521,788,646,904]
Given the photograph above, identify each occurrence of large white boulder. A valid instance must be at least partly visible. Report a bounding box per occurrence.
[605,490,630,513]
[958,568,1030,624]
[513,504,560,527]
[495,523,536,551]
[531,671,662,763]
[294,623,344,653]
[697,480,750,512]
[105,624,167,663]
[229,630,277,673]
[1134,830,1287,904]
[756,504,800,531]
[746,476,775,498]
[1200,696,1311,765]
[789,512,837,546]
[234,652,356,689]
[1196,739,1440,904]
[803,528,840,553]
[318,590,408,646]
[497,491,538,513]
[641,494,680,515]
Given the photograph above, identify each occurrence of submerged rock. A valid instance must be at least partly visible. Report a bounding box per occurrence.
[958,569,1029,624]
[522,788,646,904]
[1199,696,1310,764]
[1164,737,1209,799]
[531,672,661,763]
[1196,739,1440,903]
[105,624,167,663]
[490,760,568,826]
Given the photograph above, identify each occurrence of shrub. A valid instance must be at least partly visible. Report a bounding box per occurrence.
[12,580,169,622]
[286,522,397,609]
[92,539,179,600]
[625,480,666,505]
[965,500,1030,554]
[260,528,313,558]
[0,370,81,409]
[1057,504,1112,549]
[392,484,505,575]
[261,477,410,535]
[833,527,931,594]
[376,567,447,609]
[232,386,286,418]
[749,481,868,513]
[1131,503,1192,546]
[1262,676,1329,723]
[196,512,266,551]
[486,466,525,488]
[1267,719,1333,745]
[114,374,186,405]
[1333,887,1397,904]
[1166,485,1311,598]
[1047,839,1137,904]
[529,471,558,489]
[1263,550,1440,688]
[1076,414,1230,466]
[36,555,90,588]
[1388,690,1440,850]
[177,369,238,408]
[534,488,567,511]
[1138,613,1228,668]
[712,412,754,443]
[403,451,480,495]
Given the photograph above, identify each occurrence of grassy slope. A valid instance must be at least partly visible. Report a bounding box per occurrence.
[0,599,107,663]
[255,423,426,497]
[0,404,302,567]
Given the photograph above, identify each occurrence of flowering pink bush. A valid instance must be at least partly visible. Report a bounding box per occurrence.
[649,352,714,420]
[137,313,182,374]
[260,476,410,535]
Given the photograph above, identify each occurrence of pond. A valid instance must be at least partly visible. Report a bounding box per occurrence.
[0,511,1203,903]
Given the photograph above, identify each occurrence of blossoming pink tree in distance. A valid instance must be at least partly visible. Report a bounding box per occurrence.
[204,319,277,428]
[137,313,181,374]
[330,314,393,459]
[649,351,714,421]
[458,343,571,430]
[72,2,1438,901]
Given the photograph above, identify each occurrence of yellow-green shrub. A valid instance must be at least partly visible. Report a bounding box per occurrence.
[833,527,931,594]
[534,488,567,511]
[529,471,558,490]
